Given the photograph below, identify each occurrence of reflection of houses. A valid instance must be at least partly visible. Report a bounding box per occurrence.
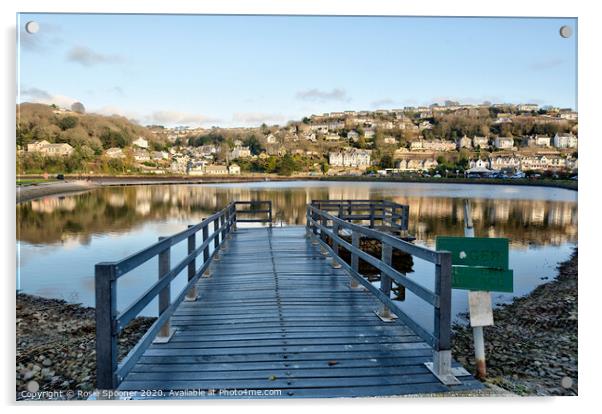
[30,197,76,213]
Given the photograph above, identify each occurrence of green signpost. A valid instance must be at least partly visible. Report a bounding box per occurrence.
[435,236,514,293]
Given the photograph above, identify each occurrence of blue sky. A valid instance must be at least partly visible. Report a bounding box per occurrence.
[17,14,577,127]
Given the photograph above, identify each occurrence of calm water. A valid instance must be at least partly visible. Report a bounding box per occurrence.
[16,181,577,323]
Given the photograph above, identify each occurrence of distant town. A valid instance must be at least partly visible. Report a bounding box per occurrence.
[17,101,578,179]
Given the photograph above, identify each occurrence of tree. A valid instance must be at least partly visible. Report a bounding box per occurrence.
[379,154,394,169]
[58,116,78,131]
[321,161,329,175]
[244,135,264,155]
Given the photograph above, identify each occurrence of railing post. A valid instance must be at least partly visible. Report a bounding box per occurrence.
[377,242,395,321]
[213,218,221,260]
[401,205,410,238]
[305,206,311,237]
[347,200,352,222]
[185,225,198,301]
[338,203,344,220]
[202,220,211,277]
[369,202,375,228]
[95,263,118,391]
[155,237,174,343]
[319,215,329,256]
[232,204,238,231]
[331,221,341,268]
[350,231,360,289]
[268,201,273,227]
[427,251,459,384]
[220,214,227,244]
[225,207,232,240]
[311,208,319,245]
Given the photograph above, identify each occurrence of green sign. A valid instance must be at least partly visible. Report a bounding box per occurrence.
[436,236,513,293]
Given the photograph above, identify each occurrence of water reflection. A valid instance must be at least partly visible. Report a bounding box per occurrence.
[16,181,577,315]
[17,182,577,248]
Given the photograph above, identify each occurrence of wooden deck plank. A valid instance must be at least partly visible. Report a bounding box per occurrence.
[118,227,482,398]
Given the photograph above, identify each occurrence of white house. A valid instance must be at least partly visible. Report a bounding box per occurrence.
[230,146,252,159]
[133,137,149,149]
[494,136,514,150]
[105,147,125,159]
[553,133,578,149]
[329,148,371,169]
[228,164,241,175]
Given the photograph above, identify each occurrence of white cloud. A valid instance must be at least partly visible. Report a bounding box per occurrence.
[149,111,220,126]
[19,87,77,108]
[370,98,395,108]
[529,58,565,71]
[232,112,287,126]
[66,46,124,67]
[295,88,350,102]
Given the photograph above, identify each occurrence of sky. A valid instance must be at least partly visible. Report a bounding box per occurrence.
[17,14,578,128]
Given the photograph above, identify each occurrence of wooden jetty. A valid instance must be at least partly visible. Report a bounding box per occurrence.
[94,200,481,399]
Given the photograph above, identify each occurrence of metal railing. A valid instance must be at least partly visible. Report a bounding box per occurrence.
[233,200,273,225]
[305,203,459,385]
[94,200,271,390]
[310,199,409,236]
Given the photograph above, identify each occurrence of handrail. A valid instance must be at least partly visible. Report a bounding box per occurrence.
[95,200,255,390]
[305,202,456,384]
[310,199,409,235]
[233,201,272,224]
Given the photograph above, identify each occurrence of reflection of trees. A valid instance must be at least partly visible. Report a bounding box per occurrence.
[17,184,577,247]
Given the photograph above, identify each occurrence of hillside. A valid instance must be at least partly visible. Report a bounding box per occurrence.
[16,103,166,153]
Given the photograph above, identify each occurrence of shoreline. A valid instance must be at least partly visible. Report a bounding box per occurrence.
[451,249,578,396]
[16,175,577,205]
[16,294,155,400]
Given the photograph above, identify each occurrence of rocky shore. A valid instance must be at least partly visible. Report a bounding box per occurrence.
[452,249,578,396]
[16,294,155,400]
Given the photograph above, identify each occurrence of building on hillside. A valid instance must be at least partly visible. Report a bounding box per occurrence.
[494,136,514,150]
[518,104,539,112]
[472,136,490,149]
[133,149,150,162]
[347,130,360,141]
[324,133,341,141]
[329,148,371,169]
[383,136,397,145]
[534,135,551,147]
[204,165,229,175]
[133,137,149,149]
[456,135,472,149]
[27,140,50,152]
[266,134,277,144]
[228,164,241,175]
[105,147,125,159]
[394,153,438,171]
[553,132,578,149]
[489,155,522,171]
[27,140,74,157]
[230,145,252,159]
